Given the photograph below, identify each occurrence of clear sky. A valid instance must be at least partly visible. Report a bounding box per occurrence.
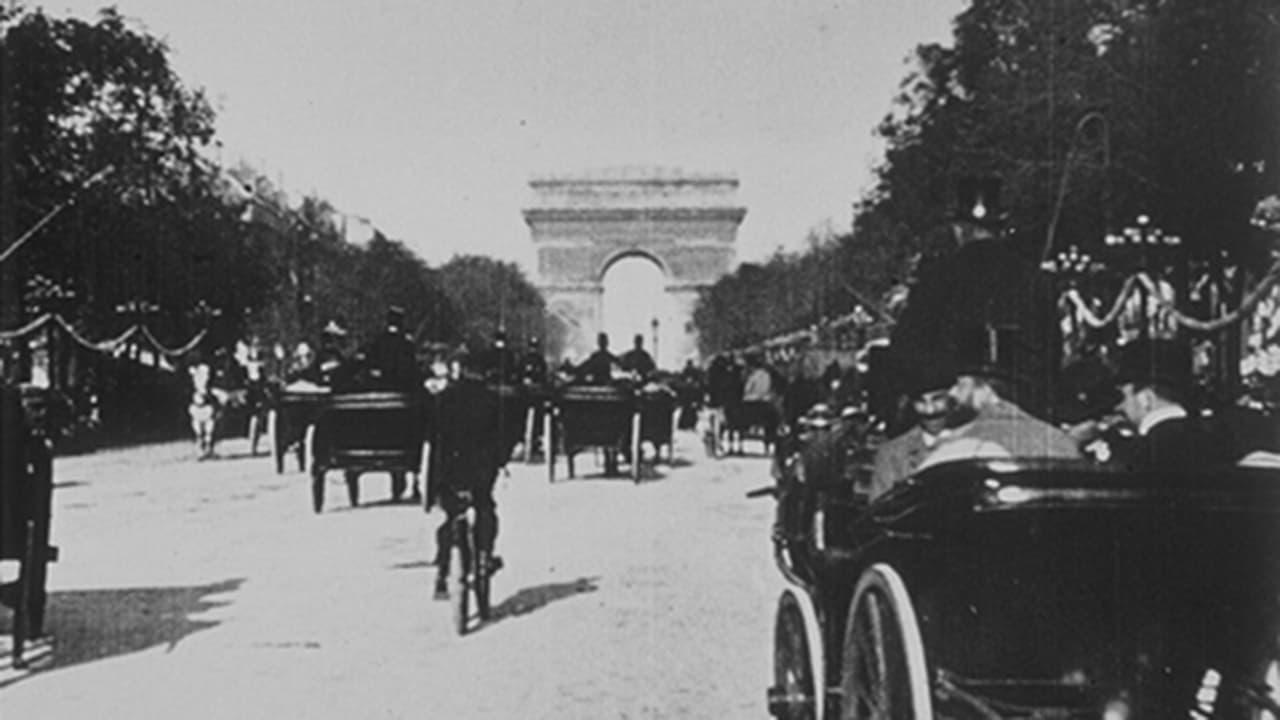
[47,0,962,272]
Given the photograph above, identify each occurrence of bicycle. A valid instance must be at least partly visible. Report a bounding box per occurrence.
[449,489,493,635]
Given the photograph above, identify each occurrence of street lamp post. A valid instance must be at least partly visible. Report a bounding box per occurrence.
[651,317,659,369]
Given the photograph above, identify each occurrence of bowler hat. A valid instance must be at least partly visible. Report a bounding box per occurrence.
[1114,339,1192,392]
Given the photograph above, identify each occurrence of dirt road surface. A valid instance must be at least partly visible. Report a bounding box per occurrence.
[1,431,783,719]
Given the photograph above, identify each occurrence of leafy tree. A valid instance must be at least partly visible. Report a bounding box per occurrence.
[436,255,549,354]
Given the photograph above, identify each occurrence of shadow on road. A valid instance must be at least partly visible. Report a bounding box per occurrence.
[0,577,243,689]
[482,576,600,628]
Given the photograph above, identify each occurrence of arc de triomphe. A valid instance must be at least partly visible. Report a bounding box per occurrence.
[523,167,746,367]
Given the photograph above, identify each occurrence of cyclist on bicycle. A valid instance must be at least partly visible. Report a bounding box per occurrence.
[430,348,517,600]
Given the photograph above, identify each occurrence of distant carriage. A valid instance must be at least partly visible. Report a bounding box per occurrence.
[639,384,677,464]
[546,384,642,483]
[308,390,428,513]
[266,386,330,474]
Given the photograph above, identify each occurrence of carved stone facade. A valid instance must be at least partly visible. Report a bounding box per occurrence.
[523,167,745,367]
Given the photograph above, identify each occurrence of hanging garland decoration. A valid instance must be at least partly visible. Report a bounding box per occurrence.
[139,325,208,358]
[1059,258,1280,334]
[1058,275,1145,329]
[0,312,57,342]
[0,313,207,359]
[52,315,142,353]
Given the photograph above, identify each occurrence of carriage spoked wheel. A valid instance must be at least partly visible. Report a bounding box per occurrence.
[630,410,643,484]
[545,408,558,484]
[839,563,932,720]
[267,410,284,474]
[311,468,325,514]
[769,589,827,720]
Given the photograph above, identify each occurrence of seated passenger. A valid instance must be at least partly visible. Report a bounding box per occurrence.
[1109,339,1231,470]
[574,332,619,385]
[921,329,1080,470]
[868,370,955,500]
[618,334,657,380]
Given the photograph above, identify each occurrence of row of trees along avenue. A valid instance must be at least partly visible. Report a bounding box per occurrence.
[1,6,549,391]
[694,0,1280,403]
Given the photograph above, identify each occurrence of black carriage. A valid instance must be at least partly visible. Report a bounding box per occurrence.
[0,396,57,669]
[266,386,329,474]
[639,384,677,464]
[546,384,642,483]
[761,435,1280,719]
[308,390,428,513]
[720,398,781,457]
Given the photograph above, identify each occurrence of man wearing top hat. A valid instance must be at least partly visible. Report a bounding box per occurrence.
[887,176,1060,418]
[362,305,419,391]
[921,324,1080,469]
[868,368,957,500]
[1109,338,1228,470]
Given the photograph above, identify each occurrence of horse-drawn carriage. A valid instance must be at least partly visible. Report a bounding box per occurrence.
[760,414,1280,719]
[546,384,643,483]
[307,390,429,513]
[266,384,329,474]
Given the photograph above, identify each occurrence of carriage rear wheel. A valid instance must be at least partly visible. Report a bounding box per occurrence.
[839,564,932,720]
[311,468,325,514]
[630,411,642,484]
[453,516,475,635]
[769,589,826,720]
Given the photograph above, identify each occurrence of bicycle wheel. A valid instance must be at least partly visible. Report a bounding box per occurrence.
[453,517,474,635]
[476,548,492,622]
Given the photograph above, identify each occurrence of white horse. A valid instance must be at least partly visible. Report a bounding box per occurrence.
[188,363,222,459]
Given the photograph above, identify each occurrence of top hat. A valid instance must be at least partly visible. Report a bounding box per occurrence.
[1114,338,1193,392]
[955,323,1023,384]
[902,365,956,397]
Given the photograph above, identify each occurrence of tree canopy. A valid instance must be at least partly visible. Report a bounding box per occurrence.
[3,4,546,363]
[694,0,1280,362]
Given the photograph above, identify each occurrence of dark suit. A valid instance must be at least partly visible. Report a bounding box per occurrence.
[1111,412,1230,471]
[363,330,419,390]
[575,350,617,385]
[619,348,656,378]
[431,378,507,569]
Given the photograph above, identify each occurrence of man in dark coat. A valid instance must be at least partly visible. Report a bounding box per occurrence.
[574,332,618,385]
[362,305,419,390]
[474,330,520,386]
[1110,338,1230,470]
[618,334,656,379]
[429,352,515,600]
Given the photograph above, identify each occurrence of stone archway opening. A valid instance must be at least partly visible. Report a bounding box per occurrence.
[524,167,746,367]
[601,254,673,368]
